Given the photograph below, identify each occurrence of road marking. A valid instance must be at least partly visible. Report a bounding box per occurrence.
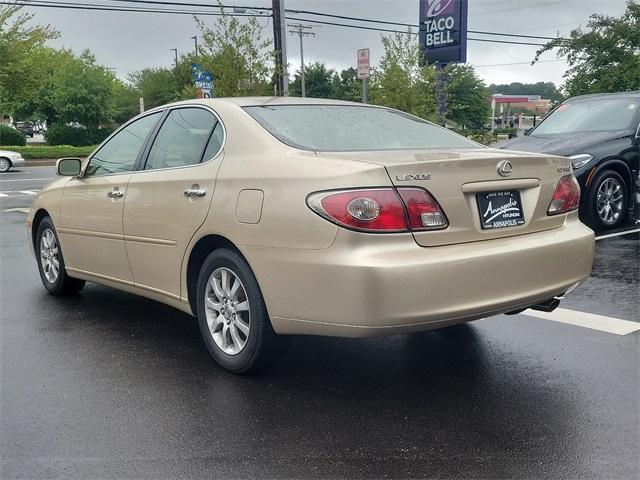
[0,193,6,197]
[4,207,31,213]
[595,228,640,241]
[524,307,640,335]
[18,190,38,195]
[0,178,55,182]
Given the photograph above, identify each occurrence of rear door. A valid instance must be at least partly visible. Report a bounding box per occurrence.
[123,106,224,298]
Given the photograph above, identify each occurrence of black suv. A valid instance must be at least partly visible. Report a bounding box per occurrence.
[497,91,640,231]
[15,122,34,138]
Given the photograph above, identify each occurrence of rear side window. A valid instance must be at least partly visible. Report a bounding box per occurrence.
[144,108,217,170]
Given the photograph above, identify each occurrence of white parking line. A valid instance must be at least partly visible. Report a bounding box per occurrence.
[18,190,38,195]
[595,228,640,241]
[0,178,54,182]
[4,207,31,213]
[524,307,640,335]
[0,193,7,197]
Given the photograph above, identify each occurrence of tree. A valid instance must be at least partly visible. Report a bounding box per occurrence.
[533,1,640,96]
[127,67,180,109]
[445,64,491,128]
[331,68,361,102]
[111,79,140,124]
[194,4,273,97]
[47,50,115,129]
[369,30,436,121]
[289,62,334,98]
[0,6,59,119]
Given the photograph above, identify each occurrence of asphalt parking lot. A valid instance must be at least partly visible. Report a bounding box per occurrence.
[1,166,639,479]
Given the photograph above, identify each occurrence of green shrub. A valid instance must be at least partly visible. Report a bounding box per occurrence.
[89,127,114,145]
[0,125,27,146]
[8,145,96,159]
[45,124,92,146]
[45,124,116,146]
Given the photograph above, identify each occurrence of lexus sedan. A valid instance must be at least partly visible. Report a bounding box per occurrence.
[0,149,26,172]
[28,98,595,373]
[497,91,640,231]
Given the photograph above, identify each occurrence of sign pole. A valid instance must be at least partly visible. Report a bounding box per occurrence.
[435,64,446,126]
[362,78,369,104]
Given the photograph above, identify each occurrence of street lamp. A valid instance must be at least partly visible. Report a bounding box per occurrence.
[191,35,198,61]
[170,48,178,68]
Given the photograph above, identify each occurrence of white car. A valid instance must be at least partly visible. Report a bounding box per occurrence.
[0,150,26,172]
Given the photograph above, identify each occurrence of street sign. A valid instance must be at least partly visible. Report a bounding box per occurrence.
[419,0,468,65]
[191,63,215,98]
[357,48,370,80]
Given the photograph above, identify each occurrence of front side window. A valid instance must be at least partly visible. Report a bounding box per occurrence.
[244,105,480,152]
[144,108,217,170]
[85,112,162,177]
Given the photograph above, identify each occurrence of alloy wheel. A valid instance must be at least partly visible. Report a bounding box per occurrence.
[596,177,624,225]
[40,228,60,283]
[0,158,10,172]
[204,267,251,355]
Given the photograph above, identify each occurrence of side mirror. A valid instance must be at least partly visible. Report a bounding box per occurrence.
[57,157,82,176]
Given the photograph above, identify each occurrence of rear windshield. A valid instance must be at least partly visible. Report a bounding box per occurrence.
[532,97,640,135]
[244,105,481,152]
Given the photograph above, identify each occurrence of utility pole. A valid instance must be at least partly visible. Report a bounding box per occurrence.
[191,35,199,61]
[170,48,178,68]
[272,0,288,96]
[288,23,315,97]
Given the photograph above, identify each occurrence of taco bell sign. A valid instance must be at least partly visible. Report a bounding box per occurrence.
[419,0,468,64]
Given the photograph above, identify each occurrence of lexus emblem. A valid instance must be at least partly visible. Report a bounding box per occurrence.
[497,160,513,177]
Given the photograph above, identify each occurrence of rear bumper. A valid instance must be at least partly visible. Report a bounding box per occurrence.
[10,156,25,167]
[242,215,595,337]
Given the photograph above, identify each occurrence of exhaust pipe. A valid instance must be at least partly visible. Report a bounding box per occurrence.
[529,298,561,313]
[505,297,561,315]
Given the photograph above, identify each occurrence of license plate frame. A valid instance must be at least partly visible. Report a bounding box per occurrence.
[476,190,525,230]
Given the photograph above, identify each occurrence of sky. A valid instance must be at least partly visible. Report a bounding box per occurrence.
[25,0,631,87]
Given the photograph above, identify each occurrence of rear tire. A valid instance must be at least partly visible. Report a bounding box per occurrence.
[584,170,628,231]
[196,248,288,374]
[36,217,86,295]
[0,157,11,173]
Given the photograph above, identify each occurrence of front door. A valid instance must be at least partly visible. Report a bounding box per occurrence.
[58,111,163,283]
[123,107,224,298]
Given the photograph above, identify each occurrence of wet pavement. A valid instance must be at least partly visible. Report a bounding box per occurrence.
[1,167,638,479]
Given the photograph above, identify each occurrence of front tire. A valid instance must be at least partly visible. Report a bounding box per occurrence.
[196,248,288,374]
[585,170,628,231]
[0,157,11,173]
[36,217,85,295]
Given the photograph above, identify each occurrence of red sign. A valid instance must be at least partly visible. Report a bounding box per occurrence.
[357,48,370,80]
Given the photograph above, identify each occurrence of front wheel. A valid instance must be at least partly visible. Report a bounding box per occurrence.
[0,158,11,173]
[196,248,288,374]
[36,217,86,295]
[585,170,628,231]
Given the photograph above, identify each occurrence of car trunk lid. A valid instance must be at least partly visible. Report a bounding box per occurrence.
[319,148,571,247]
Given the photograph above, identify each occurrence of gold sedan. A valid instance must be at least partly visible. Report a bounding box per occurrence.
[28,97,595,373]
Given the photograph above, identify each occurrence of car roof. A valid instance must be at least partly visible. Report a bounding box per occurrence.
[565,91,640,102]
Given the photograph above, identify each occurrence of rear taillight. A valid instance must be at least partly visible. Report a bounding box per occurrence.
[397,188,448,230]
[306,188,448,233]
[547,174,581,215]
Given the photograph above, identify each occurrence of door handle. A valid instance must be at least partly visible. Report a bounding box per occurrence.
[107,188,124,199]
[184,188,207,198]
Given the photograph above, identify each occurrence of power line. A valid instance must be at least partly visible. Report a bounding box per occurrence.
[8,0,554,46]
[6,0,270,16]
[285,8,563,40]
[473,59,565,68]
[284,16,548,46]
